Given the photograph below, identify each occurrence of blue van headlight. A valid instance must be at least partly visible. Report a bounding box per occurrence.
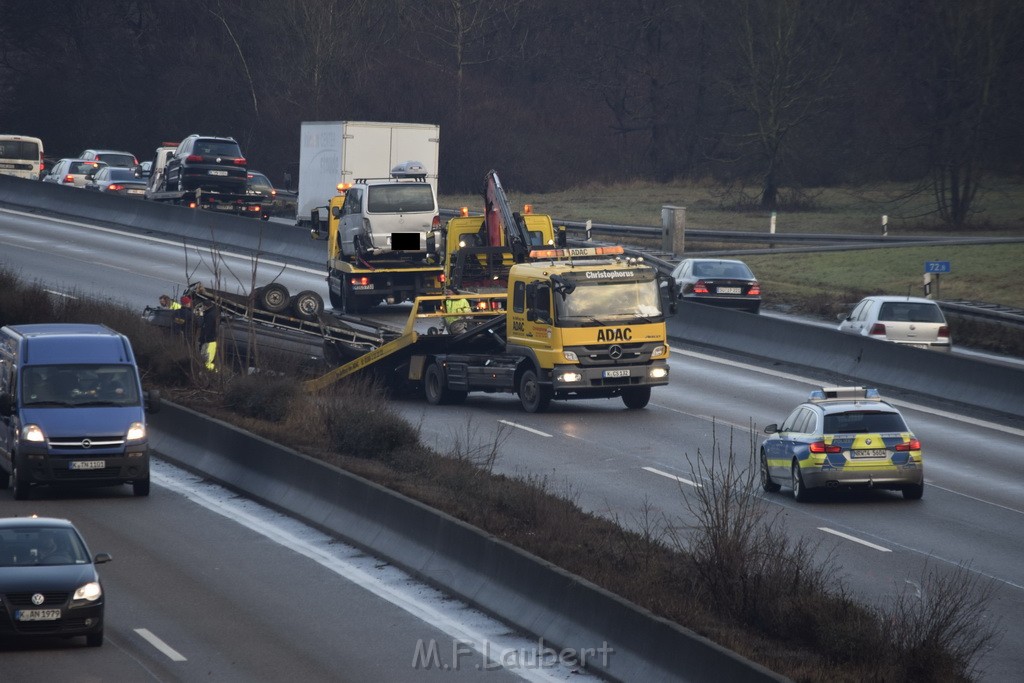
[23,424,46,443]
[126,422,146,441]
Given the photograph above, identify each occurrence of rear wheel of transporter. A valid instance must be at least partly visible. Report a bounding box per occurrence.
[257,283,291,313]
[292,290,324,320]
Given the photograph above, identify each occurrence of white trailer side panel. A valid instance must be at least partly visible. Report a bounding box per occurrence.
[296,121,440,225]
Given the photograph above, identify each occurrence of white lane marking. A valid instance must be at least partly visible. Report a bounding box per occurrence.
[498,420,552,437]
[0,207,322,275]
[44,289,77,300]
[642,466,702,488]
[818,527,892,552]
[671,347,1024,439]
[924,482,1024,515]
[134,627,188,662]
[151,465,585,682]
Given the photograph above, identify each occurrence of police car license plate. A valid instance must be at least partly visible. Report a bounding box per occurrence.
[717,287,741,294]
[17,609,61,621]
[851,449,887,458]
[208,170,228,176]
[603,369,630,378]
[70,460,105,470]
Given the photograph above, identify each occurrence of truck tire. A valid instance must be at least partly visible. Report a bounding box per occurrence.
[518,369,551,413]
[291,290,324,320]
[621,386,651,409]
[257,283,291,313]
[424,363,448,405]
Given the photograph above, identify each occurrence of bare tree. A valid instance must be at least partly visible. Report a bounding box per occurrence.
[918,0,1022,229]
[713,0,848,208]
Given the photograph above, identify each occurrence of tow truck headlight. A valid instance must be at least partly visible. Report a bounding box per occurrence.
[23,424,45,442]
[126,422,146,441]
[557,371,583,383]
[649,367,669,380]
[563,350,578,362]
[652,345,666,357]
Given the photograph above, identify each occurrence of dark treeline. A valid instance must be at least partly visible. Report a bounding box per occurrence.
[1,0,1022,227]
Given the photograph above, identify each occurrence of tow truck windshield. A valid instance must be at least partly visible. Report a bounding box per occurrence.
[555,279,662,323]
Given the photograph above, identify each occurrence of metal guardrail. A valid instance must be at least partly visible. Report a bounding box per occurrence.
[440,208,1024,334]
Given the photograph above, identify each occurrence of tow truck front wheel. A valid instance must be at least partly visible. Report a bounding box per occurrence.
[621,386,651,409]
[518,369,551,413]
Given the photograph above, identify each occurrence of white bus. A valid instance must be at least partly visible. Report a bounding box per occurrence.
[0,134,44,180]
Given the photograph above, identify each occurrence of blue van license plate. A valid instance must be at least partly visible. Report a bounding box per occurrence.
[70,460,105,470]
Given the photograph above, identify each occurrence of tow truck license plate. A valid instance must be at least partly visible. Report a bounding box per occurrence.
[208,170,228,176]
[70,460,105,470]
[17,609,61,621]
[717,286,741,294]
[851,449,888,458]
[603,369,630,378]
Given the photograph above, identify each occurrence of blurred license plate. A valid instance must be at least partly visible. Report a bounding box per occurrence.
[851,449,887,458]
[208,170,228,176]
[127,189,145,195]
[70,460,105,470]
[717,287,741,294]
[603,369,630,378]
[17,609,61,621]
[352,284,375,290]
[0,163,14,169]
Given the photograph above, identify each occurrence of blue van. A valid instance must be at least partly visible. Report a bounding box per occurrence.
[0,324,159,499]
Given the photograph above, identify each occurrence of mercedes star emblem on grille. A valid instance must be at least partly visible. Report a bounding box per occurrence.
[609,345,623,360]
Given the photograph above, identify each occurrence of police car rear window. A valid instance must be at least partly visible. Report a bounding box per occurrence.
[824,411,907,434]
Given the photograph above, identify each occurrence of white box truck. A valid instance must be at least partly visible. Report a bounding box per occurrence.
[295,121,440,226]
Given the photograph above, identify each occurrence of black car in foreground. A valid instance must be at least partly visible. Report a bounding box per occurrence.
[0,516,110,647]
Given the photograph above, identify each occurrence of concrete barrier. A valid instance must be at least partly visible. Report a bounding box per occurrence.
[668,301,1024,421]
[0,174,324,268]
[148,401,788,683]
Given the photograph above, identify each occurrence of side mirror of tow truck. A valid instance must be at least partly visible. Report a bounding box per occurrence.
[309,208,322,239]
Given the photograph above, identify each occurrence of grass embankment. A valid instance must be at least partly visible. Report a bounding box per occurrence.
[0,267,1000,682]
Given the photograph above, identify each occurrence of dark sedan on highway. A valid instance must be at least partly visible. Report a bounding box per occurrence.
[0,516,111,647]
[84,166,149,197]
[669,258,762,313]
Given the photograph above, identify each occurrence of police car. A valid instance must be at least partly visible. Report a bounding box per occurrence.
[760,386,923,501]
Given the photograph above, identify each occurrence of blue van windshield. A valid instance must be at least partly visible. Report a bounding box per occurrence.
[21,365,140,406]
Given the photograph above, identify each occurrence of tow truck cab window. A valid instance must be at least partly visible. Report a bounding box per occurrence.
[513,281,526,313]
[525,283,551,322]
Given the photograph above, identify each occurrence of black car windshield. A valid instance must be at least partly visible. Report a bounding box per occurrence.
[0,526,90,566]
[194,140,242,157]
[20,364,140,406]
[108,168,138,181]
[824,411,908,433]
